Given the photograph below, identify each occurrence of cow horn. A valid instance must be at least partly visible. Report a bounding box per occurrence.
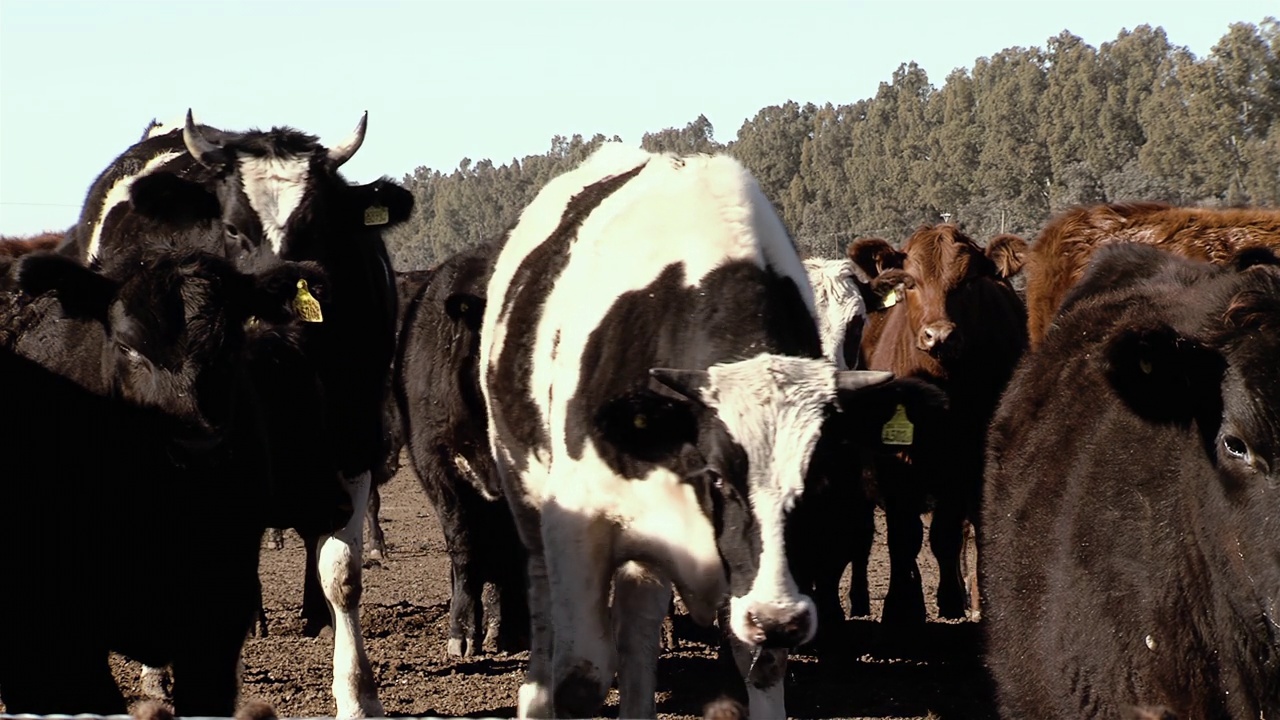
[649,368,709,402]
[327,111,368,168]
[835,370,895,392]
[182,109,222,166]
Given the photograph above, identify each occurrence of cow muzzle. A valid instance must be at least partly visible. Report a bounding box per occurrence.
[734,599,817,649]
[917,320,956,355]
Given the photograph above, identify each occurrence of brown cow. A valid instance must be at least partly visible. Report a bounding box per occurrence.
[840,224,1026,625]
[1024,202,1280,347]
[0,231,64,259]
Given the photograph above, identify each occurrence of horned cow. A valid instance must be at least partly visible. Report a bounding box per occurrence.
[480,144,896,719]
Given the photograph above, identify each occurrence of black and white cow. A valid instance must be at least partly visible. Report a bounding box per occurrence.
[395,238,529,658]
[480,144,895,719]
[63,111,412,717]
[0,247,350,715]
[802,257,867,370]
[983,243,1280,718]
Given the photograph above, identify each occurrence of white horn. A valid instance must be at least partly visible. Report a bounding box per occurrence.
[327,111,368,167]
[835,369,895,391]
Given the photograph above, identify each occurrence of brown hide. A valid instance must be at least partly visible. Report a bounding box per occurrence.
[854,224,1026,380]
[1024,202,1280,347]
[0,232,64,258]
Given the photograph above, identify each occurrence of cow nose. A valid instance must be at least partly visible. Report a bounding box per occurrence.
[917,321,955,352]
[746,607,814,649]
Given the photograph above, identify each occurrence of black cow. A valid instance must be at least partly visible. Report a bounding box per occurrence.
[64,111,412,716]
[983,243,1280,719]
[394,239,529,658]
[0,249,349,715]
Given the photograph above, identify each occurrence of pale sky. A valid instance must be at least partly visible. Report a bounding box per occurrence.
[0,0,1275,236]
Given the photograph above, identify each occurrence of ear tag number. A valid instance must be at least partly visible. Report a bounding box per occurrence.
[295,279,324,323]
[881,404,914,446]
[364,205,390,226]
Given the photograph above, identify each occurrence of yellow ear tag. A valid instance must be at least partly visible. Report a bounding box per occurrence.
[633,413,648,429]
[881,404,914,446]
[882,284,903,308]
[295,279,324,323]
[1139,358,1153,375]
[364,204,390,226]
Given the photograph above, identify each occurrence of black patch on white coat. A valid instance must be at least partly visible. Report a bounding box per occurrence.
[487,163,647,469]
[567,259,824,595]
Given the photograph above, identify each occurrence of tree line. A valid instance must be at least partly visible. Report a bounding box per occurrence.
[385,19,1280,270]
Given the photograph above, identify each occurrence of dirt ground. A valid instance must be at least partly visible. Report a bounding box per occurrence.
[83,459,996,719]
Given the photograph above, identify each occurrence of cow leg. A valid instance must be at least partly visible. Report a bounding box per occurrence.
[517,548,554,720]
[316,470,383,718]
[494,547,532,653]
[364,482,386,563]
[881,502,926,625]
[930,500,969,620]
[848,497,877,618]
[169,643,242,716]
[447,547,485,657]
[542,504,616,718]
[300,538,330,636]
[612,561,671,719]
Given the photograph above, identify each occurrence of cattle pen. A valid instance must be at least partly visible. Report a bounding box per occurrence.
[0,462,997,719]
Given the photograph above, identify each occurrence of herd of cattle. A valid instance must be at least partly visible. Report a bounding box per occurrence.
[1,111,1278,720]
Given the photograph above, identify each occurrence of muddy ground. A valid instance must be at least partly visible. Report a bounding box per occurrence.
[45,460,996,719]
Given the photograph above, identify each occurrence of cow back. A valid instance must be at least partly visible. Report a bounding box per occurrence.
[1024,202,1280,347]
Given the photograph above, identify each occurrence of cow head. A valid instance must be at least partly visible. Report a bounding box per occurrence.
[127,110,412,264]
[851,225,1023,365]
[803,258,868,370]
[16,247,328,425]
[1093,246,1280,601]
[609,356,893,649]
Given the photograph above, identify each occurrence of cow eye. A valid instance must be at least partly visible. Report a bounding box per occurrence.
[708,469,725,491]
[224,222,241,238]
[1222,435,1249,460]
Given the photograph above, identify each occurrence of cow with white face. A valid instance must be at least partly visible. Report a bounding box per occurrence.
[480,143,893,719]
[804,257,868,370]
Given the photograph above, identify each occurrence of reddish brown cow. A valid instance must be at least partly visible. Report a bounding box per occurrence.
[838,224,1026,625]
[0,231,64,258]
[1024,202,1280,347]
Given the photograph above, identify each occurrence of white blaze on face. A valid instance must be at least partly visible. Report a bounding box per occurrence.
[702,353,834,647]
[804,258,866,369]
[86,151,182,263]
[237,154,311,255]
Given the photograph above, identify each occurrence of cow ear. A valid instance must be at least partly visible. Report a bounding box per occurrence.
[16,253,119,322]
[847,237,904,280]
[828,377,949,454]
[131,174,221,224]
[347,178,413,229]
[1105,323,1225,426]
[595,390,698,462]
[444,292,485,331]
[986,234,1027,278]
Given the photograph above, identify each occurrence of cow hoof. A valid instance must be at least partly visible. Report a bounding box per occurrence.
[447,637,468,657]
